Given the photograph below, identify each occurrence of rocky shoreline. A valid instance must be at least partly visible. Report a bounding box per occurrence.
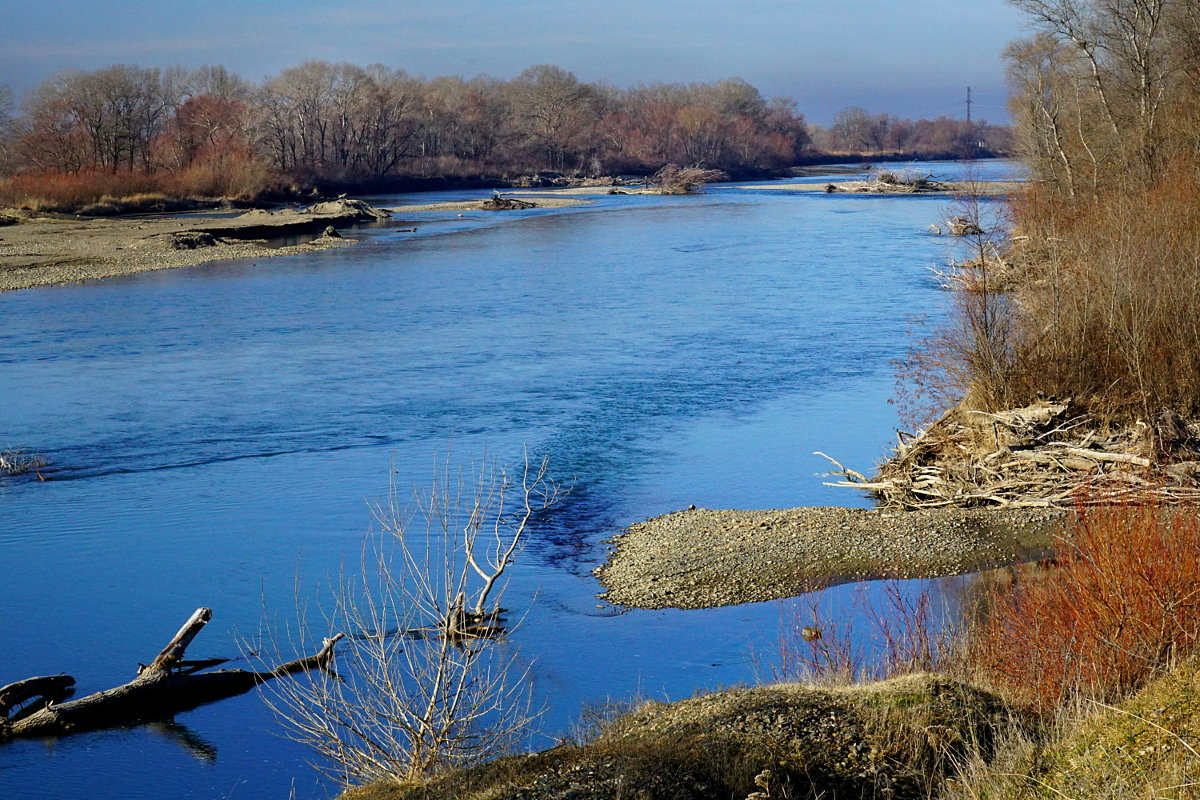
[596,505,1064,610]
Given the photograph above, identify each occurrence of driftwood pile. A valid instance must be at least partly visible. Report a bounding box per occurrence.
[653,165,727,194]
[0,607,341,740]
[824,400,1200,509]
[827,170,947,194]
[928,250,1021,293]
[480,194,537,211]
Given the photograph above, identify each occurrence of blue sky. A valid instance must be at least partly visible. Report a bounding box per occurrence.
[0,1,1026,124]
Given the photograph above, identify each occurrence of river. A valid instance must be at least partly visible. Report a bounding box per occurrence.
[0,160,1016,799]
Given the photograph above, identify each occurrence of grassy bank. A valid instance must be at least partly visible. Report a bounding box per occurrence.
[338,665,1200,800]
[342,675,1014,800]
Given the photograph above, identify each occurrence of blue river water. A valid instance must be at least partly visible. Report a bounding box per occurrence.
[0,161,1016,799]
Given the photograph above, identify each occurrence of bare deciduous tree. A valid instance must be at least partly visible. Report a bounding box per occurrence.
[261,454,567,787]
[1006,0,1194,187]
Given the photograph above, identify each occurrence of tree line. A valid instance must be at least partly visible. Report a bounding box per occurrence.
[0,61,1011,201]
[809,106,1010,158]
[0,63,810,190]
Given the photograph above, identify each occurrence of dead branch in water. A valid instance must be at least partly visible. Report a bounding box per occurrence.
[0,607,342,740]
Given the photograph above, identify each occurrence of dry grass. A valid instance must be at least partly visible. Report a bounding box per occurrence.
[900,162,1200,431]
[771,581,950,686]
[944,664,1200,800]
[0,157,278,214]
[359,675,1013,800]
[998,169,1200,421]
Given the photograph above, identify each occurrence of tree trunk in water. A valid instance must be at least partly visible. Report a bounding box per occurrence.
[0,607,342,740]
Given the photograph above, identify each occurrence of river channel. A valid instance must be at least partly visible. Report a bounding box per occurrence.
[0,160,1016,799]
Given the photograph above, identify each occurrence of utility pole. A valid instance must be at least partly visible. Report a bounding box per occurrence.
[965,87,977,160]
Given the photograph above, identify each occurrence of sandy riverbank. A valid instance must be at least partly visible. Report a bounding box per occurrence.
[0,199,389,293]
[597,505,1065,609]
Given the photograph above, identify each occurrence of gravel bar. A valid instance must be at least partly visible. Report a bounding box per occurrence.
[596,506,1066,609]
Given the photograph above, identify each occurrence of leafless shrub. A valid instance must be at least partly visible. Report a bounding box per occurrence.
[895,181,1017,426]
[652,164,727,194]
[261,454,567,787]
[964,503,1200,712]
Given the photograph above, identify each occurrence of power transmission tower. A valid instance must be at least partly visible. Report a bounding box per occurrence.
[965,87,978,159]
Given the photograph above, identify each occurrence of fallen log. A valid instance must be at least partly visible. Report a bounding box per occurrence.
[0,674,75,718]
[0,607,342,740]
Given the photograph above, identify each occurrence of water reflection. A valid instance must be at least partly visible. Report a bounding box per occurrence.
[144,721,218,763]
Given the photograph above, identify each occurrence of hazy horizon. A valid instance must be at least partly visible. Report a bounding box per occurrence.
[0,1,1025,125]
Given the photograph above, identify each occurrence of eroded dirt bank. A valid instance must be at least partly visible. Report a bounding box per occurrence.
[0,199,389,292]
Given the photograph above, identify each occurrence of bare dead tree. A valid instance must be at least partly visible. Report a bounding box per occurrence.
[261,453,567,787]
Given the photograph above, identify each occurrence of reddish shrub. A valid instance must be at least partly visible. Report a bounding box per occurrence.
[966,504,1200,710]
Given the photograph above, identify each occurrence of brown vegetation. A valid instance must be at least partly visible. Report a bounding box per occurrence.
[651,164,727,194]
[0,162,277,214]
[921,0,1200,425]
[965,505,1200,712]
[0,64,814,213]
[999,172,1200,420]
[891,2,1200,515]
[0,63,1010,213]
